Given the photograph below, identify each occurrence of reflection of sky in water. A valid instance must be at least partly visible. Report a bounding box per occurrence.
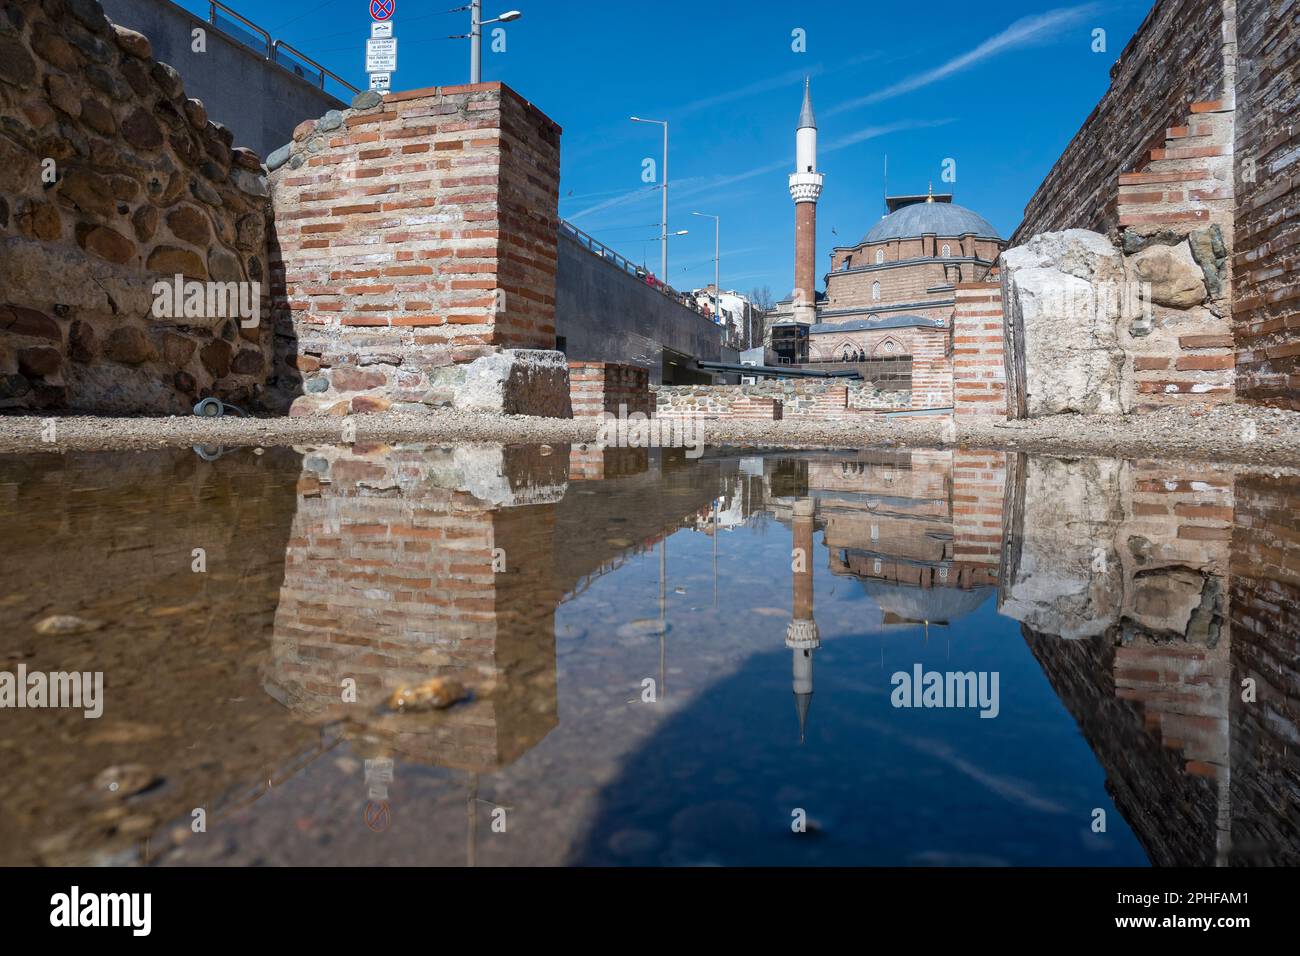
[561,515,1146,865]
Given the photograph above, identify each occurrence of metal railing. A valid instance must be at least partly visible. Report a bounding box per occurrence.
[560,219,718,326]
[208,2,359,95]
[272,40,357,96]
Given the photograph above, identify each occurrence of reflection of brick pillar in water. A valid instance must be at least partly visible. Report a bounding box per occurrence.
[787,498,820,742]
[266,445,565,774]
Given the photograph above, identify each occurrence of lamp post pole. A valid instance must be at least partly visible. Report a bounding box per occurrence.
[692,211,720,330]
[462,4,521,84]
[631,116,669,281]
[470,0,482,83]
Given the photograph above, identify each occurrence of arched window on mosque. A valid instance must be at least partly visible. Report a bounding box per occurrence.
[875,249,885,264]
[871,281,881,301]
[941,243,951,258]
[841,255,852,271]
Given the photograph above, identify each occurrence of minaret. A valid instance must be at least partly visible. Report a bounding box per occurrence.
[788,78,824,327]
[786,498,820,742]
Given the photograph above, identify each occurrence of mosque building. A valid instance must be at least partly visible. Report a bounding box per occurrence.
[769,80,1008,388]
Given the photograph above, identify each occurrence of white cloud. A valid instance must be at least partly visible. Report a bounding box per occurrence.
[827,4,1100,115]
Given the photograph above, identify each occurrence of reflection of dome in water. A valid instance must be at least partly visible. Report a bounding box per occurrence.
[860,579,994,624]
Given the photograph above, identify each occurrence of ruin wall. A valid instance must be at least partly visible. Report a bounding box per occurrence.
[1013,0,1234,241]
[0,0,272,414]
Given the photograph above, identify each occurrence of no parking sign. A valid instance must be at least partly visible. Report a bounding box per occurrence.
[369,0,393,21]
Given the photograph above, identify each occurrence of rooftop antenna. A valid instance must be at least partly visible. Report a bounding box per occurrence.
[882,154,889,218]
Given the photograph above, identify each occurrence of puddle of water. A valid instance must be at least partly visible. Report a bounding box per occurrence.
[0,443,1294,866]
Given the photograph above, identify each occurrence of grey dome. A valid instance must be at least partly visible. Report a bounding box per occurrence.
[863,202,1001,243]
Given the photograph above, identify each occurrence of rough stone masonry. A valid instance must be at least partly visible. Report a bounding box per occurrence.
[0,0,273,413]
[266,82,571,418]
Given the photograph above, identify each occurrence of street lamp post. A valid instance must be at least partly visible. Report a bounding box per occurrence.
[459,2,521,84]
[631,116,668,282]
[692,211,720,330]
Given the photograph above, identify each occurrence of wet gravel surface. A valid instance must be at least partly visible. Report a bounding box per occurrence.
[0,402,1297,467]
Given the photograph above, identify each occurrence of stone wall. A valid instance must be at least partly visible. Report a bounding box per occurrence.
[267,82,567,417]
[652,379,908,421]
[1013,0,1235,241]
[653,386,783,421]
[0,0,272,413]
[1002,226,1235,418]
[951,282,1006,417]
[568,361,651,419]
[1232,0,1300,409]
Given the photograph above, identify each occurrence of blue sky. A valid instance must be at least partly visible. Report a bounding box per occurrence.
[181,0,1153,295]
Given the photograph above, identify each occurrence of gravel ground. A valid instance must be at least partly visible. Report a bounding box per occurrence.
[0,401,1297,467]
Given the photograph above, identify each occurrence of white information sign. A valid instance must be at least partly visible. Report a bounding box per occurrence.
[369,72,391,91]
[365,37,397,73]
[371,21,392,39]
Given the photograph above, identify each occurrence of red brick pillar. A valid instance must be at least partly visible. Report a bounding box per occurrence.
[268,82,562,413]
[953,282,1007,418]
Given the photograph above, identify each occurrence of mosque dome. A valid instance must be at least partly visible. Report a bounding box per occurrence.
[863,201,1001,244]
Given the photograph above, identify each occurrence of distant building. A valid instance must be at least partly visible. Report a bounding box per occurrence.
[690,286,758,349]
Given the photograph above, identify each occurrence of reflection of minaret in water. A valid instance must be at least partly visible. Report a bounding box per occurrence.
[786,498,820,742]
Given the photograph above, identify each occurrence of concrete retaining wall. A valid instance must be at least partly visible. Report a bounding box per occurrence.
[100,0,346,157]
[556,228,723,384]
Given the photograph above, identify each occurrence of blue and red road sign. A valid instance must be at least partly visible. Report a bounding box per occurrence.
[369,0,394,22]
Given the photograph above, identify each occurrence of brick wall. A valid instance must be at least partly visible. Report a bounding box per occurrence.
[268,82,561,413]
[1014,0,1234,241]
[568,361,651,418]
[1232,0,1300,409]
[952,282,1006,417]
[909,326,953,410]
[0,2,273,413]
[1116,99,1237,408]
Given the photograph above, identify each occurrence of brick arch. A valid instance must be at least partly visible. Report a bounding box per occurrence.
[827,338,865,362]
[872,335,908,357]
